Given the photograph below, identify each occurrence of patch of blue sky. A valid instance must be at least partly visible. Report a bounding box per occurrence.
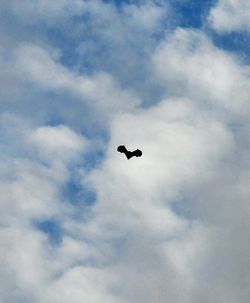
[169,0,216,29]
[59,147,104,209]
[83,147,106,170]
[104,0,130,5]
[211,31,250,63]
[43,1,233,110]
[1,1,162,110]
[40,4,165,89]
[62,172,96,207]
[44,99,88,133]
[34,219,63,246]
[44,22,86,70]
[169,0,250,63]
[110,0,216,29]
[168,189,198,221]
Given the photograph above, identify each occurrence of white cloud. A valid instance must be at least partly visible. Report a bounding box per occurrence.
[122,1,168,32]
[0,117,108,302]
[153,28,250,115]
[0,117,88,223]
[1,0,86,23]
[80,28,250,303]
[1,1,250,303]
[29,125,87,164]
[2,0,168,33]
[92,98,233,203]
[81,96,234,303]
[44,267,127,303]
[14,43,140,117]
[208,0,250,33]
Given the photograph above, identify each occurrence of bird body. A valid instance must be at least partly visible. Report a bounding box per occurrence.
[117,145,142,160]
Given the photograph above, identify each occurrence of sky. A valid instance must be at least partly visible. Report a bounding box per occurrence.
[0,0,250,302]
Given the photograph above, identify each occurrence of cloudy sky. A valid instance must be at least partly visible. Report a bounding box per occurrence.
[0,0,250,302]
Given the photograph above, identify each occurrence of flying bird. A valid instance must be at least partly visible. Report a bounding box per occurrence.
[117,145,142,160]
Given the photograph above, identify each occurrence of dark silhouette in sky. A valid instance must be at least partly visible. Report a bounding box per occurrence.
[117,145,142,160]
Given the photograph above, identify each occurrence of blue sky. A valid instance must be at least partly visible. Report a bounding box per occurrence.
[0,1,250,302]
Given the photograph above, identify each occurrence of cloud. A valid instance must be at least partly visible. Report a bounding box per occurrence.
[83,96,234,303]
[153,28,250,115]
[0,1,250,303]
[122,1,168,32]
[208,0,250,33]
[0,0,86,23]
[82,27,250,302]
[0,116,88,223]
[29,125,87,163]
[14,43,140,118]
